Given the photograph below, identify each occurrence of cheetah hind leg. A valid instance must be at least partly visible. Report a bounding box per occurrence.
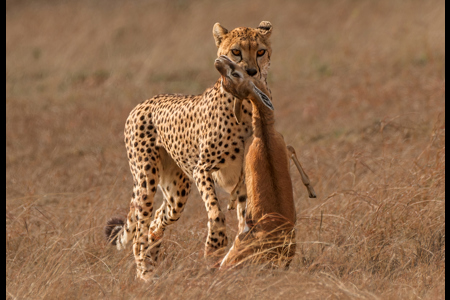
[138,147,192,274]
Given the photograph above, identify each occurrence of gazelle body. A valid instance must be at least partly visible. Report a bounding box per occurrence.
[215,56,297,267]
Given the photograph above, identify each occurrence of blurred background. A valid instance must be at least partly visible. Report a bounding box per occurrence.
[6,1,445,299]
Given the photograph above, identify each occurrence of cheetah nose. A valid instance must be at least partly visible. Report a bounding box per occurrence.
[246,68,258,76]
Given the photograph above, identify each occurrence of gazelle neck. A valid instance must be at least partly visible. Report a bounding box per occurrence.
[250,99,275,137]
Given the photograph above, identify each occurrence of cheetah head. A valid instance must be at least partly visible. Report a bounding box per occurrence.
[213,21,272,82]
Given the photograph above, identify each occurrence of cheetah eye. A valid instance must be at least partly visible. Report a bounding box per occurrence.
[231,72,241,78]
[257,49,266,57]
[231,49,241,56]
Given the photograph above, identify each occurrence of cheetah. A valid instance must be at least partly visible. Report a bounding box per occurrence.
[105,21,274,280]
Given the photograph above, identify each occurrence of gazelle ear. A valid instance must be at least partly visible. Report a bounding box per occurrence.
[233,98,243,124]
[213,23,229,47]
[251,82,274,110]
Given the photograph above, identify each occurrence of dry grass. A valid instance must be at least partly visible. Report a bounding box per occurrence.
[6,0,445,299]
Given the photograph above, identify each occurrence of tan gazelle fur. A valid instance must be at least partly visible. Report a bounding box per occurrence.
[215,56,300,268]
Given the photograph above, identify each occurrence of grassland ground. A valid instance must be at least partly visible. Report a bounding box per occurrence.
[6,0,445,299]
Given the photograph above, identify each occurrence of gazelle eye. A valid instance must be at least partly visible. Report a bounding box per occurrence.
[232,49,241,56]
[257,49,266,56]
[232,72,240,78]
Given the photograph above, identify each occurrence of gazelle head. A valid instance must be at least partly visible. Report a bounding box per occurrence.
[215,55,274,111]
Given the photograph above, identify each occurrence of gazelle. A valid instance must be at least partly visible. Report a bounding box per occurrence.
[215,55,315,268]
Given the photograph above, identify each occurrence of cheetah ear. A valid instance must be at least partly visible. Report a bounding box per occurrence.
[257,21,272,38]
[213,23,229,47]
[233,98,243,124]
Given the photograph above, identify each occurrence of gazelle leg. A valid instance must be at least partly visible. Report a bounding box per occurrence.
[286,145,317,198]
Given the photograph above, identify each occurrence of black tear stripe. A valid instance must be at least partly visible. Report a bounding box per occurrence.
[265,53,272,80]
[257,62,262,79]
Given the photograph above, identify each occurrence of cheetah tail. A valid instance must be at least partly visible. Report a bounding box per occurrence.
[104,216,125,245]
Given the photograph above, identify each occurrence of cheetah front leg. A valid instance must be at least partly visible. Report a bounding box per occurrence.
[193,165,228,258]
[227,169,245,211]
[227,169,247,234]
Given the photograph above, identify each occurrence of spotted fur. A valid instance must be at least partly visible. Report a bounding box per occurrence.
[105,21,274,280]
